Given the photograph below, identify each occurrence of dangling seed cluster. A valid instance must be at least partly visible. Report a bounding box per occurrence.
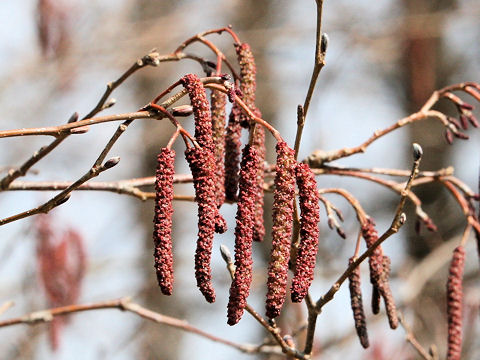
[348,256,369,349]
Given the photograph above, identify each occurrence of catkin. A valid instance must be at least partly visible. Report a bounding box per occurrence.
[252,112,266,242]
[446,245,465,360]
[377,255,398,329]
[224,103,243,201]
[153,148,175,295]
[185,147,217,303]
[227,145,260,325]
[266,141,296,319]
[210,89,227,207]
[235,42,257,128]
[291,162,320,303]
[348,257,369,349]
[181,73,226,234]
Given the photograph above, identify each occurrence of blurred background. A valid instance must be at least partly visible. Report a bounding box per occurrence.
[0,0,479,359]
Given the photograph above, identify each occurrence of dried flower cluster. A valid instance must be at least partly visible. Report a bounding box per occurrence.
[446,245,465,360]
[153,148,175,295]
[291,162,320,303]
[227,144,260,325]
[266,141,297,319]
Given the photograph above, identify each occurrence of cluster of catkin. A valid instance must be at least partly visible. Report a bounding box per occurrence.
[152,42,322,325]
[347,218,398,349]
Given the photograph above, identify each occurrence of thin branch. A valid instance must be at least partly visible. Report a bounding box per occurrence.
[398,313,433,360]
[0,297,272,355]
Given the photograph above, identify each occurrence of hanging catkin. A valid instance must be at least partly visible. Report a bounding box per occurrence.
[152,148,176,296]
[227,144,260,325]
[265,141,296,319]
[291,162,320,303]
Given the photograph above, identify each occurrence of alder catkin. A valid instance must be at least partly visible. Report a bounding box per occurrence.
[235,42,257,127]
[185,147,218,303]
[446,245,465,360]
[181,73,226,233]
[252,112,266,242]
[348,257,369,349]
[210,89,227,207]
[152,148,175,295]
[377,255,398,329]
[227,144,260,325]
[291,162,320,303]
[361,218,383,314]
[266,141,296,319]
[224,103,243,201]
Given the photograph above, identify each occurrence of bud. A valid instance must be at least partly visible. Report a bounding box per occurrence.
[321,33,329,54]
[412,143,423,161]
[103,156,120,169]
[220,244,233,265]
[67,112,79,123]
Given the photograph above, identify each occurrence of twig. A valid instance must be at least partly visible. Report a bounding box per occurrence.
[0,297,271,355]
[398,312,433,360]
[294,0,326,159]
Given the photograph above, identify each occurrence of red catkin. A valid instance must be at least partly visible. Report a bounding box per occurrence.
[153,148,175,295]
[210,89,227,207]
[224,103,243,201]
[266,141,296,319]
[377,255,398,329]
[185,147,218,303]
[180,74,214,151]
[291,162,320,303]
[361,218,383,313]
[235,43,257,128]
[348,257,369,349]
[446,245,465,360]
[252,111,266,242]
[181,73,226,233]
[227,144,260,325]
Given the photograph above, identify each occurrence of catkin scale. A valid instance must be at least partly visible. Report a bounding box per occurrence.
[291,162,320,303]
[185,147,218,303]
[446,245,465,360]
[152,148,175,296]
[348,257,369,349]
[227,145,260,325]
[265,142,296,319]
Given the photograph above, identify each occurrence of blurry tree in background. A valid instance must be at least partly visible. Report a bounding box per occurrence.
[0,1,479,359]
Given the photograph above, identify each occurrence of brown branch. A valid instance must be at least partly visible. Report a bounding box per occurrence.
[0,297,278,355]
[399,313,434,360]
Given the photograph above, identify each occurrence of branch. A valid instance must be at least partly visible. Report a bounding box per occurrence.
[0,297,279,355]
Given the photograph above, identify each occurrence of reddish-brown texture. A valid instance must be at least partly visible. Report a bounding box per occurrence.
[291,162,320,303]
[224,103,243,201]
[227,145,260,325]
[180,74,214,151]
[181,73,226,233]
[252,110,266,243]
[446,246,465,360]
[185,147,217,303]
[153,148,175,295]
[235,43,257,127]
[348,257,369,349]
[361,218,384,314]
[266,141,296,319]
[377,256,398,329]
[35,215,86,351]
[210,89,227,207]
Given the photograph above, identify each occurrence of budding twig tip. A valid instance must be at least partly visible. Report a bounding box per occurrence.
[412,143,423,161]
[220,244,232,264]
